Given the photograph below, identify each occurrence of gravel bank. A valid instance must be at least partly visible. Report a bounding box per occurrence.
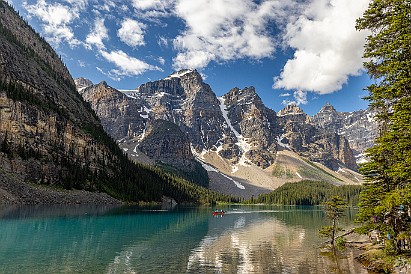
[0,171,121,205]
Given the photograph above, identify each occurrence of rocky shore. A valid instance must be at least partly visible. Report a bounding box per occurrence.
[0,171,121,205]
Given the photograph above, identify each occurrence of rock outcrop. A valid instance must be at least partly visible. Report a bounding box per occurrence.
[138,119,196,172]
[221,87,277,168]
[74,77,93,91]
[0,1,198,203]
[277,103,358,171]
[312,103,378,163]
[78,81,145,140]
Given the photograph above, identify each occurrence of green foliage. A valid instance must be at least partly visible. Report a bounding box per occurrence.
[335,236,347,251]
[271,164,294,179]
[156,161,209,188]
[248,180,362,206]
[355,0,411,255]
[320,196,347,249]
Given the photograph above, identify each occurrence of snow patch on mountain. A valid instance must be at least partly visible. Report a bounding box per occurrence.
[191,146,245,190]
[164,69,194,80]
[218,97,251,169]
[276,135,291,150]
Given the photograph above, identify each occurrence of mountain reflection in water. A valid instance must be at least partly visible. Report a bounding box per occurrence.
[0,205,367,274]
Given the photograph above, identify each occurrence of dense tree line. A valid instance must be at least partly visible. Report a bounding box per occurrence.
[355,0,411,255]
[156,161,209,188]
[247,181,363,206]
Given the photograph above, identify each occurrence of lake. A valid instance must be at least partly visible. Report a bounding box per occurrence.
[0,205,368,274]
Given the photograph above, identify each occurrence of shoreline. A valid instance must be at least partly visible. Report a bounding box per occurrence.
[0,170,121,205]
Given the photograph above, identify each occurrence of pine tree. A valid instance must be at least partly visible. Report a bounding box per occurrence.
[355,0,411,253]
[319,196,347,250]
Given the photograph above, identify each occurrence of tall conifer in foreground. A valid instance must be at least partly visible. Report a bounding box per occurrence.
[355,0,411,253]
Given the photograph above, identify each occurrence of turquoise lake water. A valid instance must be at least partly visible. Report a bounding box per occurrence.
[0,205,368,273]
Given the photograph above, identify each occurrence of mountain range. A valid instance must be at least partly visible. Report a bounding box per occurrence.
[75,70,378,198]
[0,1,223,204]
[0,1,378,203]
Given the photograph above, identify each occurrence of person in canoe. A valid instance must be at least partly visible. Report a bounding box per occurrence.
[213,209,225,216]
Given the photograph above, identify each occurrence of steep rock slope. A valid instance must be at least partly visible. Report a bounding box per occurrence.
[79,81,145,140]
[312,103,378,163]
[0,1,212,204]
[76,71,366,198]
[219,87,277,168]
[277,104,358,171]
[77,78,208,185]
[135,69,231,151]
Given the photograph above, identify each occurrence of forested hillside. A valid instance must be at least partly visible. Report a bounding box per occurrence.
[0,1,229,204]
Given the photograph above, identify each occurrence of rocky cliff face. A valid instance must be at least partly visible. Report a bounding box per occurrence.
[135,69,230,152]
[220,87,277,168]
[277,104,358,171]
[312,103,378,163]
[0,1,184,203]
[0,1,110,187]
[79,81,145,140]
[138,119,196,172]
[74,78,93,91]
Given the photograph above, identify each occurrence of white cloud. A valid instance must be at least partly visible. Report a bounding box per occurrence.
[99,50,162,78]
[131,0,174,11]
[64,0,88,9]
[93,0,115,12]
[279,93,291,97]
[172,0,291,70]
[274,0,370,94]
[86,18,108,49]
[23,0,85,46]
[293,90,308,105]
[157,36,169,48]
[281,90,308,106]
[96,66,121,81]
[157,57,166,65]
[118,18,146,47]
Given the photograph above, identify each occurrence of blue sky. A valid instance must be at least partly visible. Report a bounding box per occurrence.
[9,0,372,115]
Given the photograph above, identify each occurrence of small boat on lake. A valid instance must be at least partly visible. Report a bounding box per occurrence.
[213,210,225,216]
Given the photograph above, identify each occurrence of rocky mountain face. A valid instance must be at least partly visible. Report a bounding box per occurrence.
[0,2,108,187]
[220,87,277,168]
[312,103,378,163]
[76,69,377,179]
[0,1,196,204]
[277,103,358,171]
[138,119,195,172]
[74,77,93,91]
[79,81,145,140]
[135,69,229,152]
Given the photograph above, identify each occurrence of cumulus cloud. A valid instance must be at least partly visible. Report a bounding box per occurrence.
[274,0,370,94]
[99,50,162,78]
[131,0,174,11]
[93,0,115,12]
[23,0,85,46]
[172,0,292,70]
[86,18,108,49]
[279,93,291,97]
[118,18,146,47]
[281,90,308,106]
[157,57,166,65]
